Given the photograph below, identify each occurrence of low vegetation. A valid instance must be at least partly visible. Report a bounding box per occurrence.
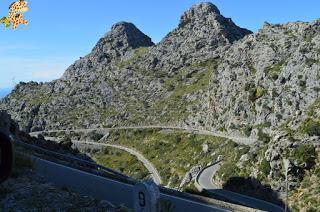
[299,118,320,136]
[264,60,286,80]
[148,59,218,123]
[215,146,252,182]
[290,151,320,211]
[10,88,50,107]
[106,128,246,189]
[305,57,320,67]
[91,147,150,180]
[248,65,257,75]
[116,47,148,69]
[257,129,271,144]
[242,125,252,137]
[290,144,316,166]
[248,86,265,102]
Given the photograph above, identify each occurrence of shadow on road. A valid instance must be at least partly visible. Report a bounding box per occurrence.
[222,176,286,208]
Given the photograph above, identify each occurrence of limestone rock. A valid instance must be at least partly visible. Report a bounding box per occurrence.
[179,165,202,188]
[202,143,209,153]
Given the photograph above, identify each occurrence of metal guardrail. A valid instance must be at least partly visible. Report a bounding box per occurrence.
[23,154,258,212]
[28,155,229,211]
[14,139,135,184]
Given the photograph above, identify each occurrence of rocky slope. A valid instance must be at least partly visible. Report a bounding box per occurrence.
[1,170,119,211]
[207,20,320,137]
[210,17,320,200]
[1,2,320,210]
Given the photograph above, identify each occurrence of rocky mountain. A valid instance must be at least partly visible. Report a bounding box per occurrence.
[0,2,251,132]
[1,2,320,210]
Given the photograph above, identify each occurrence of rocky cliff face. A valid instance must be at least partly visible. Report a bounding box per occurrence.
[205,20,320,137]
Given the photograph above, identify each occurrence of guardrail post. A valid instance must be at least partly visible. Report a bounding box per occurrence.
[133,180,160,212]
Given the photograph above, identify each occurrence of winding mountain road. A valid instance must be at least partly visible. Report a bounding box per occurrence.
[197,160,222,190]
[71,140,162,185]
[34,125,272,210]
[196,161,284,212]
[31,125,257,146]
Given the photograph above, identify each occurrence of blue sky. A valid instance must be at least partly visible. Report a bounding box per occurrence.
[0,0,319,93]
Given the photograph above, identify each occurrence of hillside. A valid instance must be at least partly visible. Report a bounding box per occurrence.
[1,2,320,210]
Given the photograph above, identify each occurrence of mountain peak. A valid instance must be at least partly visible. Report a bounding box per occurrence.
[88,21,154,63]
[102,21,154,50]
[111,21,135,30]
[188,2,220,15]
[179,2,221,27]
[108,21,145,40]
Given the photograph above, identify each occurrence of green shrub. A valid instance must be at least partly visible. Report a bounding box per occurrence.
[304,35,313,43]
[255,87,265,99]
[248,88,256,101]
[299,80,307,88]
[307,98,320,116]
[238,146,250,155]
[313,87,320,93]
[166,83,175,91]
[243,125,252,137]
[217,161,241,181]
[299,47,308,54]
[248,86,265,102]
[284,29,294,36]
[300,119,320,136]
[87,131,104,141]
[244,82,254,91]
[93,147,149,180]
[257,129,271,143]
[260,159,271,176]
[264,60,286,80]
[305,58,320,67]
[314,166,320,178]
[248,65,257,75]
[291,144,316,165]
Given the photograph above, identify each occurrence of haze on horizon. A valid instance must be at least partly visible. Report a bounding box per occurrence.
[1,0,319,93]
